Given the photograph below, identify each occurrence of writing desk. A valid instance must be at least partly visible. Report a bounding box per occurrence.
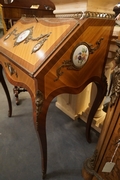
[0,16,114,178]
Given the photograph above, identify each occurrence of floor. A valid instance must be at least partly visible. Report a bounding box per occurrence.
[0,74,99,180]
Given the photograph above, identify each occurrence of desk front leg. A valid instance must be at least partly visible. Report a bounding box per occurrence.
[37,117,47,179]
[35,90,50,179]
[0,64,12,117]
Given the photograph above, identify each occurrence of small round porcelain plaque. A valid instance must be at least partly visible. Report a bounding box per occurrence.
[72,43,89,69]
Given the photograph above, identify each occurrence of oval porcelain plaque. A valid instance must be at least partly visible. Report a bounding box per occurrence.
[72,44,89,69]
[16,30,30,43]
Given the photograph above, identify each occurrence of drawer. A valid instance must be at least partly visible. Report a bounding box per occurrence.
[0,54,36,96]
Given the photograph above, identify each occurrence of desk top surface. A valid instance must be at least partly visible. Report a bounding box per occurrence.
[0,17,79,75]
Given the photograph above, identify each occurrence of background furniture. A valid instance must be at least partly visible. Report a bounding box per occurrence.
[0,4,6,35]
[82,39,120,180]
[0,0,55,29]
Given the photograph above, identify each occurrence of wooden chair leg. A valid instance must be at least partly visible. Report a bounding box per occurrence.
[13,86,27,105]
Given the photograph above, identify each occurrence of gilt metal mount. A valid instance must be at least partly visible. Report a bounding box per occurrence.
[4,62,18,77]
[35,90,44,128]
[109,40,120,107]
[83,150,104,180]
[54,38,103,81]
[4,27,51,53]
[35,90,44,117]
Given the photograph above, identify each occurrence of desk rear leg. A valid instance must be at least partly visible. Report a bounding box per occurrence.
[0,64,12,117]
[86,77,107,143]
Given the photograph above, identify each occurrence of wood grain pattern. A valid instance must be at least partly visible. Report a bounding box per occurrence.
[0,54,36,95]
[0,17,79,75]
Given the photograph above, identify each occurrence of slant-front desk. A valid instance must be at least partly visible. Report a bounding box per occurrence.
[0,16,115,178]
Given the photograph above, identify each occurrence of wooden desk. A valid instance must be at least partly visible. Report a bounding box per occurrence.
[0,16,114,178]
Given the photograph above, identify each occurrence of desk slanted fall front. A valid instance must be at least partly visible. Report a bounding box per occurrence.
[0,17,114,178]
